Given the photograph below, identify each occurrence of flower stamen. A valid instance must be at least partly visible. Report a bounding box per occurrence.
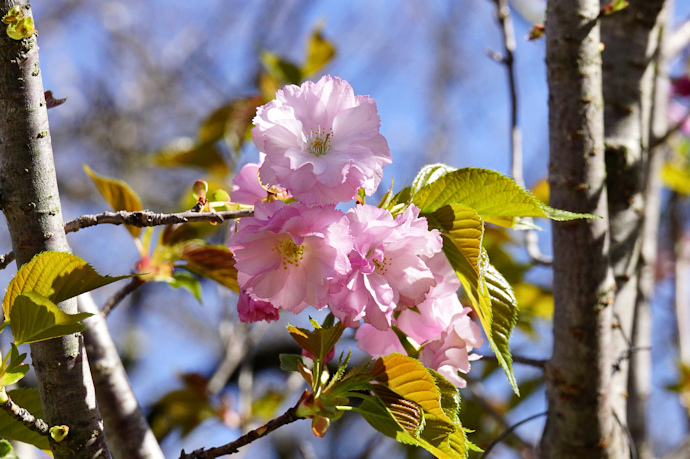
[307,124,334,157]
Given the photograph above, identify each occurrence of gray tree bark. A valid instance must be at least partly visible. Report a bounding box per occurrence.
[78,294,164,459]
[0,1,110,457]
[600,2,668,458]
[540,0,621,457]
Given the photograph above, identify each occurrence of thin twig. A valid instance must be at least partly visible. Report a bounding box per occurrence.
[480,411,547,458]
[613,409,638,459]
[480,353,548,369]
[490,0,552,266]
[179,391,308,459]
[668,17,690,58]
[100,277,145,317]
[650,110,690,150]
[1,393,50,436]
[0,208,254,271]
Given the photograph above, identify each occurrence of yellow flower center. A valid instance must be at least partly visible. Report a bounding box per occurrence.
[372,257,391,275]
[274,238,305,270]
[307,124,333,157]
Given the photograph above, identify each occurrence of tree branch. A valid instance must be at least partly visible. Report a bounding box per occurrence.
[667,17,690,58]
[100,277,145,318]
[490,0,552,266]
[1,393,49,436]
[179,391,308,459]
[481,411,546,458]
[0,208,254,271]
[480,353,547,369]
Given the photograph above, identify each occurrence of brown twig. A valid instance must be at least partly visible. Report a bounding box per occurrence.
[480,353,547,369]
[179,391,308,459]
[0,208,254,271]
[480,411,547,458]
[1,393,49,436]
[100,277,145,317]
[490,0,552,266]
[650,110,690,150]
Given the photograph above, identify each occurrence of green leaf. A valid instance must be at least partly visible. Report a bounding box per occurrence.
[0,439,19,459]
[84,164,144,238]
[167,273,202,303]
[3,252,130,320]
[0,389,50,451]
[371,385,424,437]
[260,51,302,85]
[302,29,336,77]
[0,344,29,387]
[279,354,305,372]
[287,321,344,362]
[11,292,92,345]
[413,167,599,228]
[442,240,518,393]
[426,205,484,276]
[197,95,264,152]
[661,162,690,195]
[410,163,456,198]
[152,138,229,176]
[372,353,454,430]
[176,243,239,293]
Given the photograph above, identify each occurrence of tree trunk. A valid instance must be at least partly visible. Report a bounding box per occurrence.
[540,0,621,457]
[600,2,668,458]
[0,1,110,457]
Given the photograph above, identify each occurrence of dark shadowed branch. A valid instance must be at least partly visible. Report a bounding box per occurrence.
[0,393,49,436]
[100,277,146,317]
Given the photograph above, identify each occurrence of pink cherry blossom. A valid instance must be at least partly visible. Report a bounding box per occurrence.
[229,201,352,313]
[419,308,484,388]
[355,325,405,357]
[252,75,392,205]
[231,161,291,205]
[237,290,279,323]
[329,204,442,330]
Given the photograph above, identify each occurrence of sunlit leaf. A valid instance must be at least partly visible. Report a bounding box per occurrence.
[251,390,286,420]
[84,164,143,238]
[198,95,264,152]
[661,162,690,195]
[410,163,456,198]
[372,353,454,430]
[3,252,130,319]
[167,273,202,303]
[10,292,92,345]
[176,243,239,293]
[0,344,29,387]
[287,321,344,362]
[413,167,599,228]
[302,30,336,77]
[260,51,302,85]
[152,137,229,176]
[0,389,50,451]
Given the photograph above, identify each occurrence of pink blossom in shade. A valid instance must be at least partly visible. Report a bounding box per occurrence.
[229,200,352,313]
[419,308,484,388]
[237,290,279,323]
[329,204,443,331]
[355,324,406,357]
[672,75,690,97]
[231,163,267,205]
[252,75,392,206]
[668,100,690,136]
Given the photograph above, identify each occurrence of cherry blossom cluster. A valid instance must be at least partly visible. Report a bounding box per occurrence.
[228,75,483,387]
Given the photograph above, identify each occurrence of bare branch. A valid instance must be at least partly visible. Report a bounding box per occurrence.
[100,277,145,317]
[64,209,254,233]
[179,391,308,459]
[480,411,546,458]
[650,111,690,150]
[480,353,547,369]
[0,208,254,271]
[668,18,690,58]
[1,393,49,436]
[490,0,552,266]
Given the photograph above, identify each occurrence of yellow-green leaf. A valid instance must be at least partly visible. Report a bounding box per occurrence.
[152,138,229,176]
[661,162,690,195]
[287,321,344,362]
[198,95,264,152]
[0,389,50,451]
[413,167,598,228]
[372,353,454,430]
[3,252,130,320]
[176,243,239,293]
[0,344,28,388]
[426,204,484,276]
[10,292,92,345]
[260,51,302,85]
[302,30,336,77]
[84,164,143,238]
